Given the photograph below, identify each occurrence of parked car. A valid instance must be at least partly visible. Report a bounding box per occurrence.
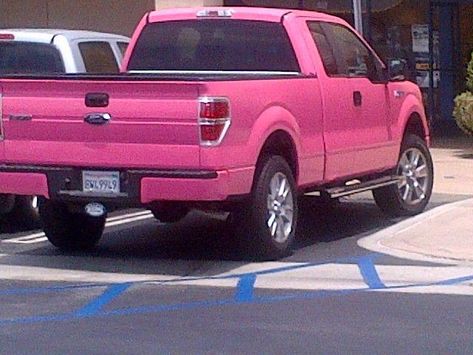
[0,8,433,258]
[0,29,129,227]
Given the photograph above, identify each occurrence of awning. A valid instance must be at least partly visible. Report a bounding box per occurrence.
[241,0,404,12]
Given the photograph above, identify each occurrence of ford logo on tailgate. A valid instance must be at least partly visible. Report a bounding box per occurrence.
[84,113,111,125]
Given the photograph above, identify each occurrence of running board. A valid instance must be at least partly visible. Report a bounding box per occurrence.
[322,176,401,199]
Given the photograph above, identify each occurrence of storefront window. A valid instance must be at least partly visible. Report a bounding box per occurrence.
[225,0,473,126]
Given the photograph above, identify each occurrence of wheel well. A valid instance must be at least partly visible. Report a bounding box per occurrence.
[404,113,426,141]
[257,130,299,181]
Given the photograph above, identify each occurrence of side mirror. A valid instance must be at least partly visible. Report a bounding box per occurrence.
[387,58,407,81]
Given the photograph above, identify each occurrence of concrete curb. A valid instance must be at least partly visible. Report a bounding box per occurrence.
[358,198,473,266]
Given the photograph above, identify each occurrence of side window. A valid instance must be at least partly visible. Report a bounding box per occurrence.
[309,21,384,80]
[117,41,128,56]
[78,41,119,73]
[307,22,338,76]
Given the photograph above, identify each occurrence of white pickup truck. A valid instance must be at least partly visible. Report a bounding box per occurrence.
[0,29,129,226]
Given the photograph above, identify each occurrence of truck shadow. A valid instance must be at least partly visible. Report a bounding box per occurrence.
[3,194,459,277]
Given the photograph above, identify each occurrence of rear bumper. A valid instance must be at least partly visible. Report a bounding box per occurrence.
[0,165,254,206]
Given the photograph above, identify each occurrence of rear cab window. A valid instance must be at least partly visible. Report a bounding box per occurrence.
[78,41,119,73]
[0,42,65,74]
[117,41,128,56]
[127,20,300,73]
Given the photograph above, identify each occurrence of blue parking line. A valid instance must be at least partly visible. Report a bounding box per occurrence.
[235,274,257,302]
[75,283,132,317]
[357,256,386,289]
[1,274,473,326]
[0,254,382,298]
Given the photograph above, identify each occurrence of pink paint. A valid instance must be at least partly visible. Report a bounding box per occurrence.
[0,6,428,205]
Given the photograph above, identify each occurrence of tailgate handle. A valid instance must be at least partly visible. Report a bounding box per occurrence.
[85,93,109,107]
[85,113,111,125]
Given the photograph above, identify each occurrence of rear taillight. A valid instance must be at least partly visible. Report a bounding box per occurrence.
[0,34,14,41]
[198,97,231,146]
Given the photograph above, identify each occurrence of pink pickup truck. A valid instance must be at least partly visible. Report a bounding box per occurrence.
[0,7,433,259]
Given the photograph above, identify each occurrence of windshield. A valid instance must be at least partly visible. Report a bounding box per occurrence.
[128,20,300,73]
[0,42,65,74]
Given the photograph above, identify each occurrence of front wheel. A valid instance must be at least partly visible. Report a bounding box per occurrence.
[373,134,434,216]
[234,155,298,260]
[39,199,106,251]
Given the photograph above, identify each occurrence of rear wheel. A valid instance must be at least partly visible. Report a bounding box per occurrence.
[8,195,40,229]
[234,155,298,260]
[373,134,433,216]
[39,199,106,251]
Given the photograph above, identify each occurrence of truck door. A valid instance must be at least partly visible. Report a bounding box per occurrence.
[306,21,396,181]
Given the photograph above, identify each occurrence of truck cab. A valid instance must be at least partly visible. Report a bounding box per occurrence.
[0,29,129,74]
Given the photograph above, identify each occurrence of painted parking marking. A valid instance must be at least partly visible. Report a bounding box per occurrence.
[357,255,386,289]
[235,274,257,302]
[105,212,154,228]
[75,283,132,317]
[2,232,47,244]
[1,254,473,326]
[3,210,155,244]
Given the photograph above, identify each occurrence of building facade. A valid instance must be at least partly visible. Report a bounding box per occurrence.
[1,0,471,130]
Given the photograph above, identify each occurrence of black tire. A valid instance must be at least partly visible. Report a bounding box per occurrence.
[39,199,106,251]
[149,202,189,223]
[373,134,434,217]
[234,155,298,261]
[8,195,40,229]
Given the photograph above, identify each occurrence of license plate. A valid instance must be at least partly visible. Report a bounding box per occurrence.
[82,171,120,194]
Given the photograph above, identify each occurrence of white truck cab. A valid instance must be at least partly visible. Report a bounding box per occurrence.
[0,29,129,74]
[0,29,129,227]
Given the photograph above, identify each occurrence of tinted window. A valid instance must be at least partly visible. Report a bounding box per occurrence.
[309,22,383,80]
[128,20,300,72]
[117,41,128,56]
[307,22,337,76]
[0,42,64,74]
[78,41,119,73]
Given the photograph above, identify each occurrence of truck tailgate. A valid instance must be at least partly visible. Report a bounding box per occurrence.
[1,79,201,169]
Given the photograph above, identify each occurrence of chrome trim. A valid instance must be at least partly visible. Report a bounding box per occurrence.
[196,9,234,18]
[84,112,111,125]
[329,180,400,199]
[267,172,294,243]
[58,190,128,198]
[397,147,431,205]
[324,176,402,199]
[394,90,405,98]
[198,96,231,147]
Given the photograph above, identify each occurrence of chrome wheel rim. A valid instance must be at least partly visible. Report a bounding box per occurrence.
[397,148,430,205]
[31,196,38,210]
[266,172,294,243]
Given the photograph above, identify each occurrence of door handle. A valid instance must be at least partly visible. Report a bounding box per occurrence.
[84,113,111,125]
[353,91,362,107]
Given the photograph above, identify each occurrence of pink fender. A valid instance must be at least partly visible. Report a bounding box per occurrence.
[246,105,302,180]
[395,93,430,146]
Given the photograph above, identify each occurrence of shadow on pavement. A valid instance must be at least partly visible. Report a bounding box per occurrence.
[1,193,467,277]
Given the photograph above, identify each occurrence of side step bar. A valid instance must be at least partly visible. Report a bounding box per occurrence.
[321,176,401,199]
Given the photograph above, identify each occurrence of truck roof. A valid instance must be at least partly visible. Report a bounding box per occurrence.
[148,6,343,23]
[0,29,129,44]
